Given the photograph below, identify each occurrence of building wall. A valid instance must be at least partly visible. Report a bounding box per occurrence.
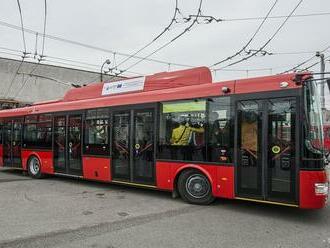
[0,57,120,104]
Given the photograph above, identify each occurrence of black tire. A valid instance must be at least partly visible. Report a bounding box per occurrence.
[177,169,215,205]
[27,156,44,179]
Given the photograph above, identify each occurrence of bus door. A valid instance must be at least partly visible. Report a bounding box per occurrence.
[3,120,12,167]
[3,119,23,168]
[112,108,155,185]
[236,97,297,204]
[54,115,82,175]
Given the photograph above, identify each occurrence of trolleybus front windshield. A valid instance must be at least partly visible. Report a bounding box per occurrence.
[304,80,324,156]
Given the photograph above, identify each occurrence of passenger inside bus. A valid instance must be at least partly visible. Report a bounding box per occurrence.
[169,117,204,161]
[208,111,231,162]
[241,111,258,159]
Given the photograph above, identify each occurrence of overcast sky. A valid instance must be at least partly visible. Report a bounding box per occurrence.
[0,0,329,83]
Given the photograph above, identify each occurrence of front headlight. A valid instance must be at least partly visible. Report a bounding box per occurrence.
[315,183,329,195]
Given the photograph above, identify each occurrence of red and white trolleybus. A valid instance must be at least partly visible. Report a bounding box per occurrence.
[0,67,328,209]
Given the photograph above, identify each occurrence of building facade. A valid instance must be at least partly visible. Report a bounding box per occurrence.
[0,57,121,108]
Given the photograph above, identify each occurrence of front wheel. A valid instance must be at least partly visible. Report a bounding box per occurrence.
[177,169,215,205]
[28,156,44,179]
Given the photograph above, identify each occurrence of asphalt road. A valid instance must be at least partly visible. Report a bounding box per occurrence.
[0,168,329,248]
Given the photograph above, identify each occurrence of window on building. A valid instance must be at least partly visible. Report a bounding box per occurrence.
[84,108,110,156]
[158,100,206,161]
[23,114,52,149]
[207,97,233,163]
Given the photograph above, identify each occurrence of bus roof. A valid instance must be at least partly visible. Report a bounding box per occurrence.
[0,67,304,118]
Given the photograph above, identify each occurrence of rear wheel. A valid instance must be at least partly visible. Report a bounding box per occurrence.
[177,169,215,205]
[28,156,43,179]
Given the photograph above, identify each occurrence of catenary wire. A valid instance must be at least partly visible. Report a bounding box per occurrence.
[221,12,330,22]
[0,19,194,68]
[14,0,48,99]
[218,0,304,70]
[0,11,328,70]
[3,0,28,98]
[113,0,203,78]
[300,54,330,71]
[188,12,330,23]
[115,0,181,68]
[16,0,26,53]
[211,0,279,67]
[280,45,330,73]
[0,47,144,77]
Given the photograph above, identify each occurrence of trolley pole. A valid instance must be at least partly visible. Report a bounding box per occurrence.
[316,52,325,110]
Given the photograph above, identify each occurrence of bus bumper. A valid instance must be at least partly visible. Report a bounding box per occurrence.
[299,170,328,209]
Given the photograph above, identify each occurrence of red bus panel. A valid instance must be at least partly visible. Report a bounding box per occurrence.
[156,161,234,199]
[299,170,328,209]
[216,166,235,199]
[21,150,54,174]
[82,156,111,182]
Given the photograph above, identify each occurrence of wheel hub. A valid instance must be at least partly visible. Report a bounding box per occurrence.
[29,158,40,175]
[186,174,210,199]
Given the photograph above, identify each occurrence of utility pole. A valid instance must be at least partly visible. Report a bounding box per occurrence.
[316,51,325,110]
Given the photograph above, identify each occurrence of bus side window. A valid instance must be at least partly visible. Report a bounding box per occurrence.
[23,114,52,149]
[207,97,233,163]
[84,108,110,156]
[158,100,206,162]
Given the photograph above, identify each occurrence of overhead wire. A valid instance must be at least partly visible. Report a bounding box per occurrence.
[1,9,327,72]
[281,45,330,73]
[3,0,28,98]
[14,0,47,99]
[211,0,279,67]
[217,0,304,70]
[300,54,330,71]
[16,0,26,53]
[269,51,315,55]
[0,46,144,77]
[0,51,22,58]
[223,12,330,22]
[16,72,73,88]
[115,0,181,69]
[189,12,330,23]
[0,19,194,69]
[113,0,203,78]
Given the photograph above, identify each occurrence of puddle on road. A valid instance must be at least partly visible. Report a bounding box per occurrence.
[117,212,129,217]
[82,210,94,216]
